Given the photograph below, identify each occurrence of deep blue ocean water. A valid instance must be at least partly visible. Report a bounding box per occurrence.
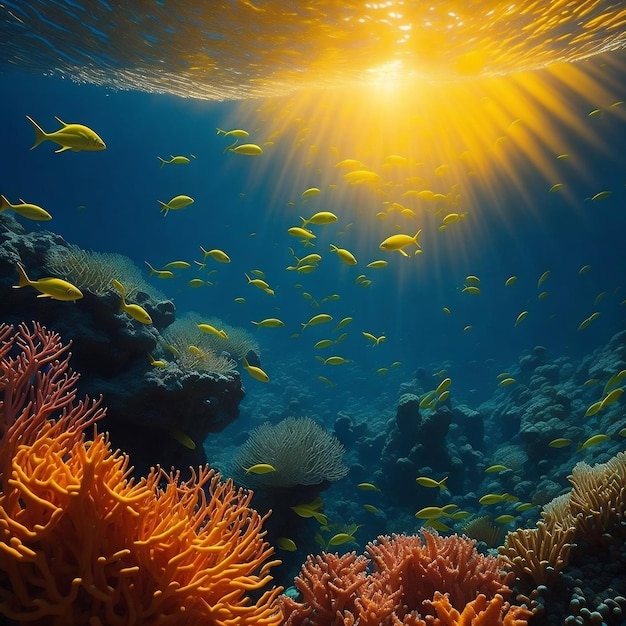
[1,9,626,580]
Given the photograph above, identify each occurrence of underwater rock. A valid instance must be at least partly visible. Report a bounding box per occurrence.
[0,215,244,473]
[395,393,421,437]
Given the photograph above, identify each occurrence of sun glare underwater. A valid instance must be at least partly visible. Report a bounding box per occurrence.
[1,1,626,625]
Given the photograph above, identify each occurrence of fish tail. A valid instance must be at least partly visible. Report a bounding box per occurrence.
[0,195,11,212]
[414,229,422,246]
[157,201,169,215]
[216,127,225,135]
[144,261,157,276]
[223,140,238,154]
[157,157,167,168]
[25,115,48,149]
[14,262,31,288]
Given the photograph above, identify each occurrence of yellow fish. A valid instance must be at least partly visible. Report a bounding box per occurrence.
[314,339,335,349]
[537,270,550,287]
[504,276,518,287]
[169,427,196,450]
[13,262,82,301]
[367,260,388,269]
[277,537,297,552]
[302,314,332,330]
[379,230,421,256]
[548,438,572,448]
[514,311,528,327]
[242,357,269,382]
[357,482,381,492]
[317,375,334,387]
[435,378,452,395]
[301,211,337,226]
[144,262,175,279]
[148,353,167,368]
[244,463,276,474]
[216,127,249,137]
[200,247,231,263]
[111,281,152,324]
[578,434,610,450]
[363,504,379,514]
[498,377,516,387]
[197,323,228,339]
[164,260,191,269]
[157,155,190,167]
[494,515,516,524]
[462,286,480,295]
[485,464,509,473]
[301,187,321,199]
[415,476,448,491]
[228,143,263,155]
[288,226,316,240]
[158,195,194,216]
[362,332,386,346]
[252,318,285,328]
[322,356,349,365]
[415,504,458,519]
[26,115,106,152]
[0,195,52,221]
[329,244,357,265]
[328,533,356,546]
[333,317,353,331]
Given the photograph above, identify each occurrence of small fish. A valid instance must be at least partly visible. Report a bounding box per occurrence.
[516,503,535,512]
[317,375,335,387]
[415,504,458,519]
[300,211,337,226]
[514,311,528,327]
[462,286,480,295]
[252,318,285,328]
[322,356,349,365]
[549,183,564,193]
[288,226,316,240]
[578,434,610,450]
[415,476,448,491]
[164,260,191,269]
[277,537,297,552]
[216,127,249,138]
[589,191,612,201]
[362,332,386,346]
[504,276,518,287]
[329,244,357,265]
[158,195,194,216]
[600,387,623,410]
[301,314,332,330]
[114,283,152,324]
[26,115,106,152]
[584,401,603,417]
[148,353,167,368]
[498,377,516,387]
[478,494,507,505]
[333,317,353,331]
[579,264,591,275]
[197,323,228,339]
[301,187,321,199]
[144,261,175,279]
[200,247,231,263]
[484,464,509,473]
[435,378,452,395]
[379,230,421,256]
[314,339,334,349]
[548,438,572,448]
[328,533,356,546]
[367,260,388,269]
[228,143,263,156]
[13,262,83,301]
[158,155,190,167]
[0,195,52,221]
[242,357,269,382]
[363,504,379,514]
[442,307,451,314]
[537,270,550,287]
[357,482,381,492]
[494,515,516,524]
[244,463,276,474]
[169,427,196,450]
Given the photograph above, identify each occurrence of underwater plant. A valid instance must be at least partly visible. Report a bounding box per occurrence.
[0,321,282,625]
[231,416,349,489]
[45,243,166,301]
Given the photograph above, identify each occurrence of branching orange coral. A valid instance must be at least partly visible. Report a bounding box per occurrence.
[0,321,282,625]
[279,532,530,626]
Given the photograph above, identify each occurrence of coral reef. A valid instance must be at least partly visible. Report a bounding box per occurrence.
[0,214,245,473]
[0,321,282,625]
[279,531,531,625]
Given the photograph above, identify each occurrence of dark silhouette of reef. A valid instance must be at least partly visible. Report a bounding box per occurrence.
[0,214,244,475]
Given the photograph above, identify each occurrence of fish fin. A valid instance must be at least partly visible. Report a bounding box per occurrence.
[14,262,31,288]
[54,116,68,126]
[157,157,166,168]
[54,145,72,153]
[399,249,409,257]
[36,293,53,298]
[25,115,48,149]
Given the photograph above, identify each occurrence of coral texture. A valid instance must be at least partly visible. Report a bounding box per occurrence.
[0,321,282,625]
[231,416,349,489]
[280,531,531,626]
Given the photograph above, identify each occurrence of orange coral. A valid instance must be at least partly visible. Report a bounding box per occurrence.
[0,322,282,625]
[279,532,530,626]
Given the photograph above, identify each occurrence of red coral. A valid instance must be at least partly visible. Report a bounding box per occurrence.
[279,532,529,626]
[0,322,282,625]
